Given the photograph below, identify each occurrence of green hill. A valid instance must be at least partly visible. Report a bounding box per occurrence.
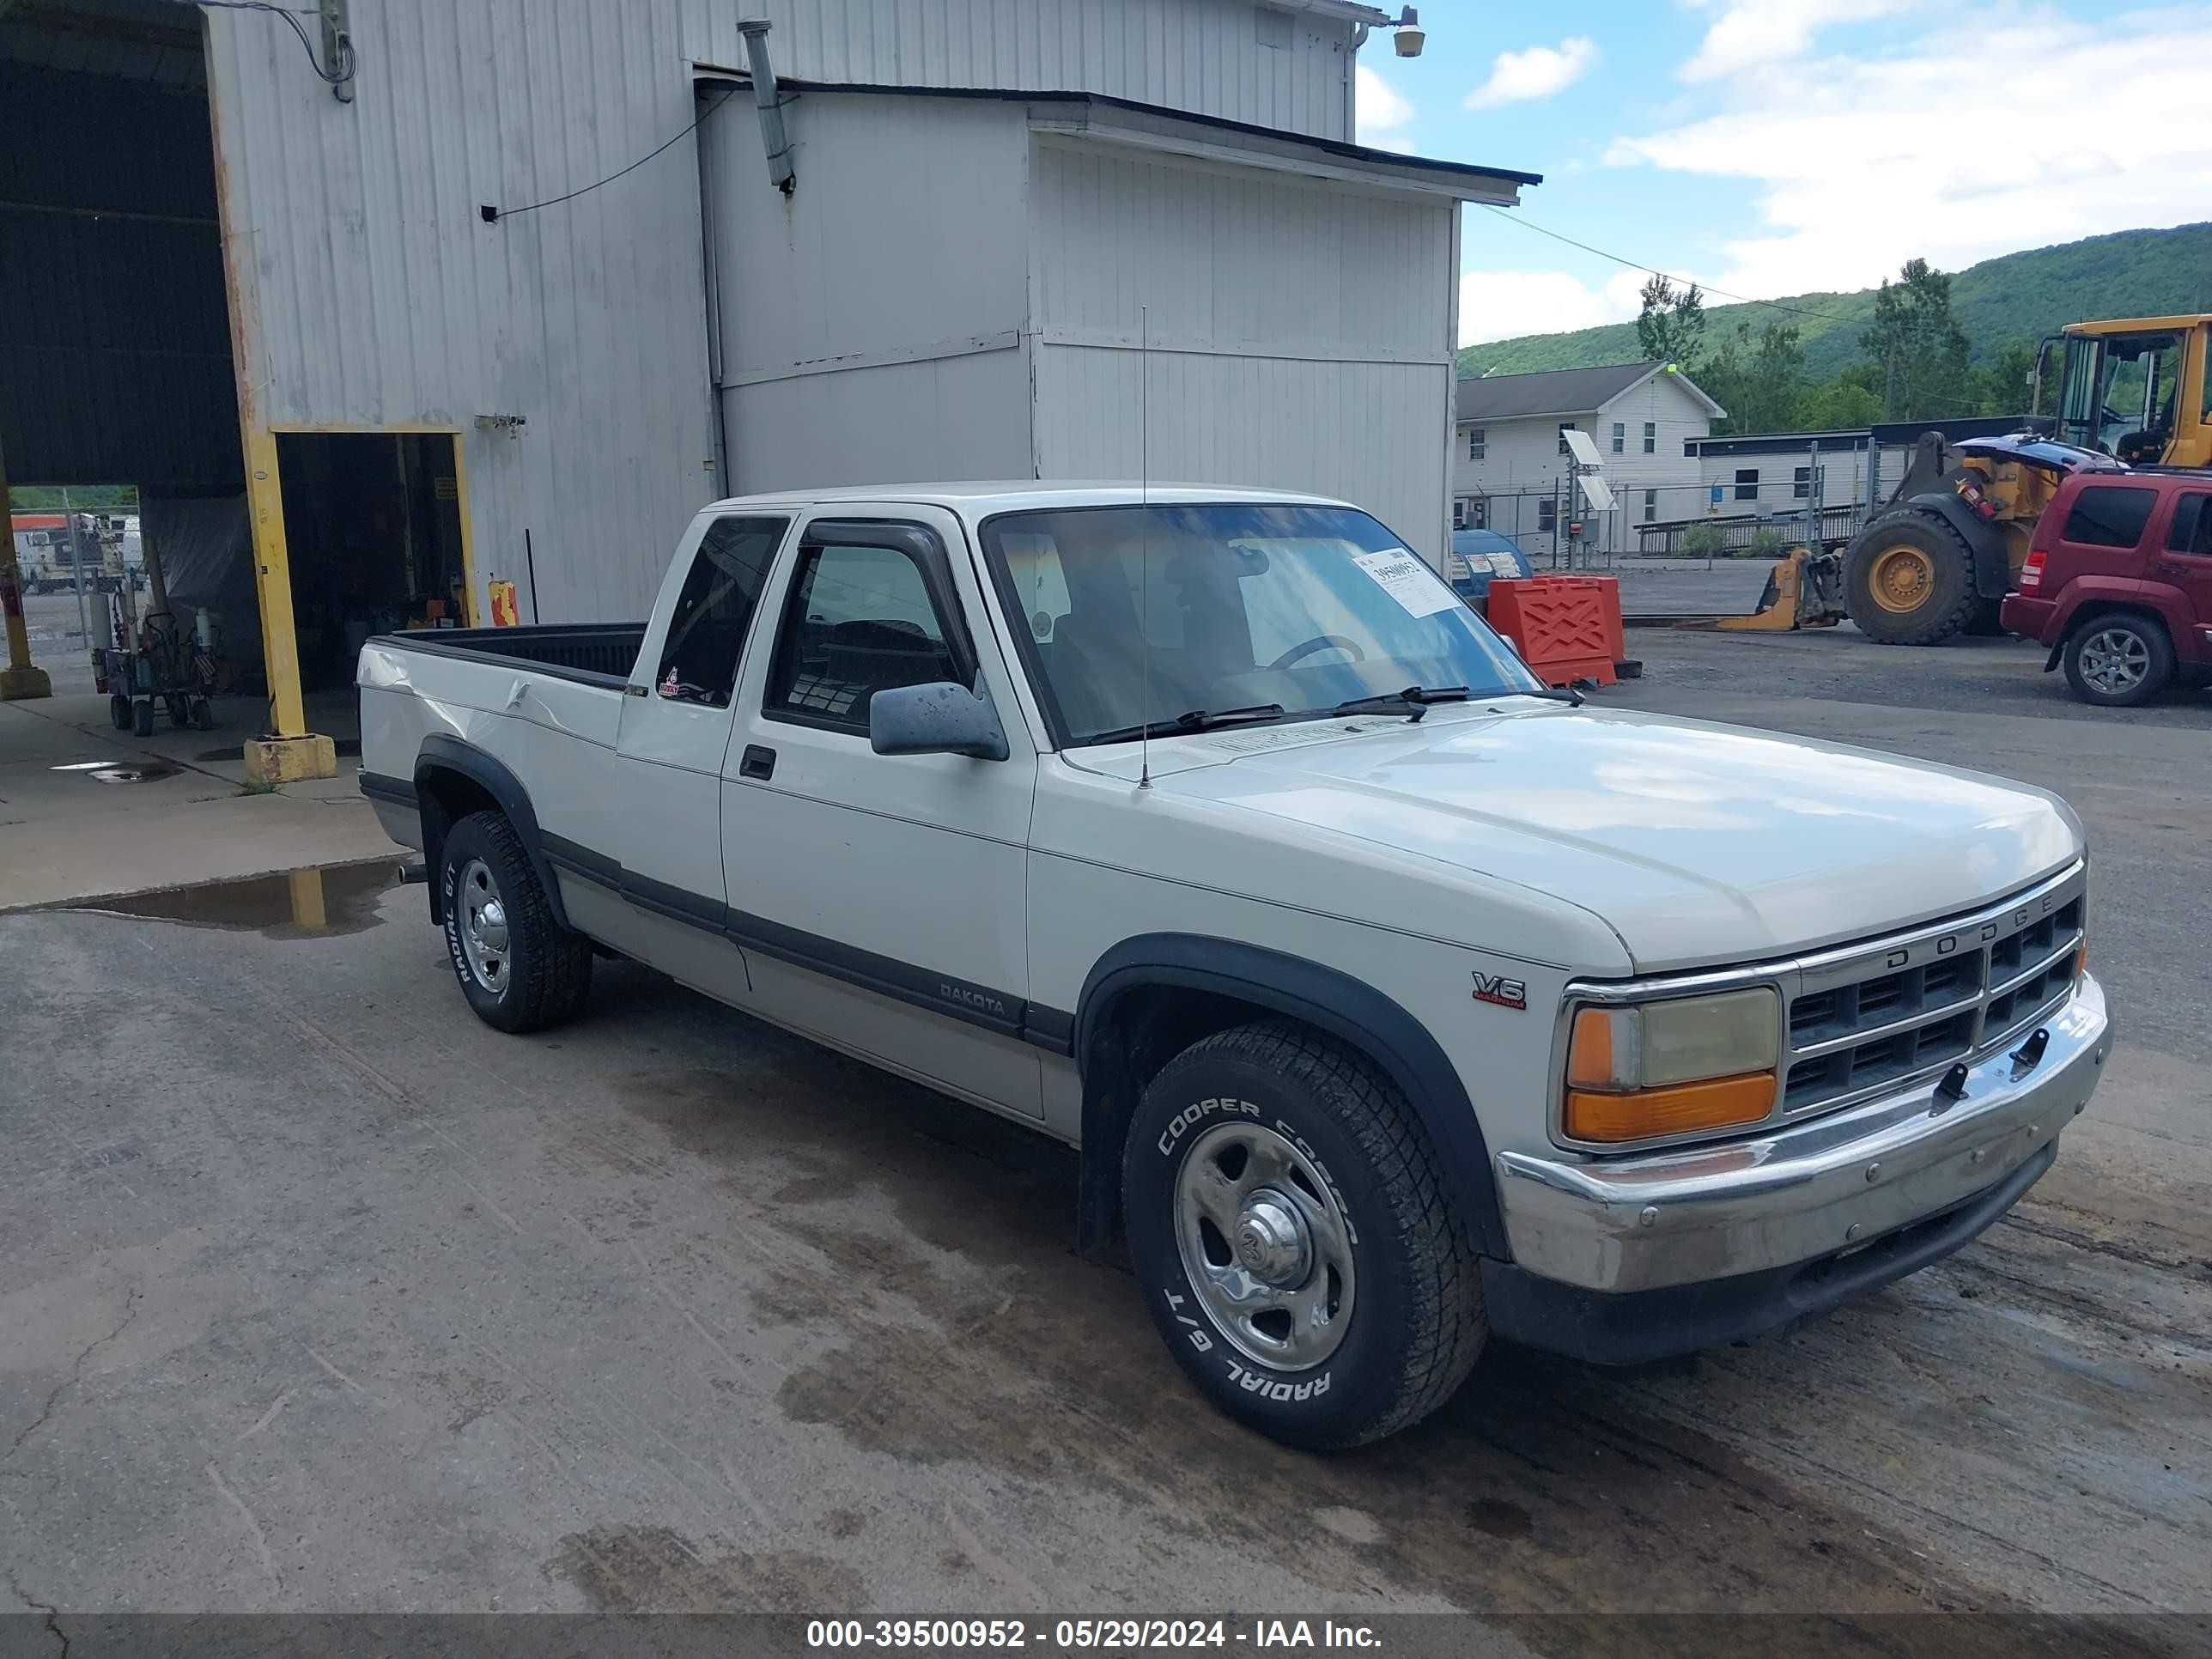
[1457,222,2212,382]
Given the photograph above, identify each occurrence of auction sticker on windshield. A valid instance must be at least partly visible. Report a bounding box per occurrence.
[1352,548,1459,618]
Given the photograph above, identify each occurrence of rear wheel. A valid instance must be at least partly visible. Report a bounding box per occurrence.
[438,811,592,1032]
[1123,1020,1485,1449]
[1844,516,1978,645]
[2063,615,2173,707]
[132,699,154,738]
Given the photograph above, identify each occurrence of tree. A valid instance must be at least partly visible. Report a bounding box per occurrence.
[9,483,138,511]
[1797,372,1883,431]
[1692,320,1805,434]
[1972,341,2039,416]
[1636,274,1707,368]
[1859,258,1972,422]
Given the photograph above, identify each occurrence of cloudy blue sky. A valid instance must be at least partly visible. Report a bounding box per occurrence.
[1351,3,2212,350]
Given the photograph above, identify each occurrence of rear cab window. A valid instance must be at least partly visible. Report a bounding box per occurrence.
[654,515,787,705]
[2059,486,2157,550]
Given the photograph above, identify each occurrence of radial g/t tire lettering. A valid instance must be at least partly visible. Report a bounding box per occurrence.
[438,810,592,1033]
[1123,1019,1486,1449]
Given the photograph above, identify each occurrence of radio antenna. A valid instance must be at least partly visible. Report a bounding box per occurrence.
[1138,303,1153,791]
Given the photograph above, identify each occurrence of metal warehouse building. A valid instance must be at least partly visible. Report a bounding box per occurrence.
[0,0,1534,777]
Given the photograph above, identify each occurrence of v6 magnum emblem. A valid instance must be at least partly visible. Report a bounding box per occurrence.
[1471,972,1528,1011]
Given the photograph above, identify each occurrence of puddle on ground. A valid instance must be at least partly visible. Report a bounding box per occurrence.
[193,738,362,763]
[48,759,184,785]
[58,860,405,938]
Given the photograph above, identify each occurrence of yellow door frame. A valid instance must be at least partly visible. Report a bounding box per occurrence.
[246,423,481,738]
[267,422,481,624]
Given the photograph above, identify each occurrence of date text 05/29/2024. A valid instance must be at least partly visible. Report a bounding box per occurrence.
[806,1620,1383,1650]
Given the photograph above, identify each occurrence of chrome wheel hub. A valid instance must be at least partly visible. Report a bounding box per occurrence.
[457,858,510,994]
[2079,629,2148,693]
[1174,1121,1356,1371]
[1233,1192,1311,1287]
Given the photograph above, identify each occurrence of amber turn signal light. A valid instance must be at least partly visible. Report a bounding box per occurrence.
[1564,1071,1778,1144]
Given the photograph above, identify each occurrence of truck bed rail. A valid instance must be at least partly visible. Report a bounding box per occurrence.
[368,623,647,688]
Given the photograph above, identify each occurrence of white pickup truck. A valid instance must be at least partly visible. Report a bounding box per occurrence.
[359,483,2111,1448]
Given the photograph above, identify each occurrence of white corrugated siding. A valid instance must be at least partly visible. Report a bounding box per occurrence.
[205,0,716,622]
[1028,138,1455,558]
[706,92,1035,492]
[681,0,1353,139]
[204,0,1353,623]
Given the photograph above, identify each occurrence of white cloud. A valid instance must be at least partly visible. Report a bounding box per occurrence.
[1463,38,1598,110]
[1459,269,1649,346]
[1680,0,1909,82]
[1356,64,1414,137]
[1610,5,2212,303]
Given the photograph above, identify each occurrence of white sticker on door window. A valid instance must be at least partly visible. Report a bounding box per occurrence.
[1352,549,1459,618]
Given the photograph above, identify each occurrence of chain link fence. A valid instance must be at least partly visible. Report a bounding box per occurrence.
[1455,443,1891,566]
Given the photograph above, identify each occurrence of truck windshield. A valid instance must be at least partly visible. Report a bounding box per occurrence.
[979,503,1543,748]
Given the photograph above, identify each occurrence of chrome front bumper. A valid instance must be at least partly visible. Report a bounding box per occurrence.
[1495,974,2111,1294]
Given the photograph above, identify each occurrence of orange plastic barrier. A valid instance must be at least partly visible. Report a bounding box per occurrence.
[1486,576,1623,688]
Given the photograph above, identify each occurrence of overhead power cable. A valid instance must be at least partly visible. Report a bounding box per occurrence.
[1478,204,1858,326]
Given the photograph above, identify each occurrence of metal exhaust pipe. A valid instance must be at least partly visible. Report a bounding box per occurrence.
[738,19,795,195]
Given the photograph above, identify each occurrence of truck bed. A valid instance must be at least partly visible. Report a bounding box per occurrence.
[368,623,647,688]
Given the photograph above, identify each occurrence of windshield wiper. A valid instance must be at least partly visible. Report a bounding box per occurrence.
[1520,685,1584,707]
[1332,685,1472,723]
[1083,703,1286,745]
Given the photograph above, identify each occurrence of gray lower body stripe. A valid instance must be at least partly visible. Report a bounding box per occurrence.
[537,831,1066,1050]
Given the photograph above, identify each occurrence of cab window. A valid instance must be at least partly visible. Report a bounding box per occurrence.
[653,516,787,705]
[2059,486,2156,550]
[765,536,963,732]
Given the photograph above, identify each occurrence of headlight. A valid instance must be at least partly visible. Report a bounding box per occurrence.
[1564,988,1780,1144]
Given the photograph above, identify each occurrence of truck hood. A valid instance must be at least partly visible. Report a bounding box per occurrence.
[1148,705,2083,973]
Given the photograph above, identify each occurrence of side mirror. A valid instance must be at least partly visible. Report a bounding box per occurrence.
[869,680,1010,761]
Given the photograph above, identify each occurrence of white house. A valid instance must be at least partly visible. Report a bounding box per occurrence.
[1452,362,1723,560]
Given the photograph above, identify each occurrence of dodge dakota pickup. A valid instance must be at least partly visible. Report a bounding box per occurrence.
[358,484,2111,1448]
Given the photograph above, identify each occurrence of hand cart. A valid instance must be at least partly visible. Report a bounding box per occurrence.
[102,611,216,737]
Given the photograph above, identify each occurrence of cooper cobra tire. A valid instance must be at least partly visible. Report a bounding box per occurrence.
[1123,1020,1486,1449]
[439,810,592,1033]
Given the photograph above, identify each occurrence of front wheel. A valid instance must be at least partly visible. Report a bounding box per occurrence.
[1843,516,1978,645]
[2063,615,2174,708]
[439,811,592,1033]
[1123,1021,1485,1449]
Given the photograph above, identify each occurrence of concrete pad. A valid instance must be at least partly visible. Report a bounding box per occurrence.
[0,788,404,911]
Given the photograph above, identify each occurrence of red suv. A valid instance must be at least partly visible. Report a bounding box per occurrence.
[2002,471,2212,706]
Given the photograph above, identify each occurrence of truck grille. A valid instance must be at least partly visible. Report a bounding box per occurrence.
[1780,868,2086,1116]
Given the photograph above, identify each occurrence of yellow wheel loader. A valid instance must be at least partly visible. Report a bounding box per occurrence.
[1840,314,2212,645]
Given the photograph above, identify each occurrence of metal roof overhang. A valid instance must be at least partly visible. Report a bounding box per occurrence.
[698,75,1538,206]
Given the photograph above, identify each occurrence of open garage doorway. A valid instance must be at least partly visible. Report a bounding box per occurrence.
[273,431,476,694]
[0,0,246,712]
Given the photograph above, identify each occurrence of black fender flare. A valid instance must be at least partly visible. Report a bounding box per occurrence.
[411,735,571,932]
[1074,933,1509,1261]
[1899,491,2013,599]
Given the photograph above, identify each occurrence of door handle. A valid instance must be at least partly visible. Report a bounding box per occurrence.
[739,744,776,781]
